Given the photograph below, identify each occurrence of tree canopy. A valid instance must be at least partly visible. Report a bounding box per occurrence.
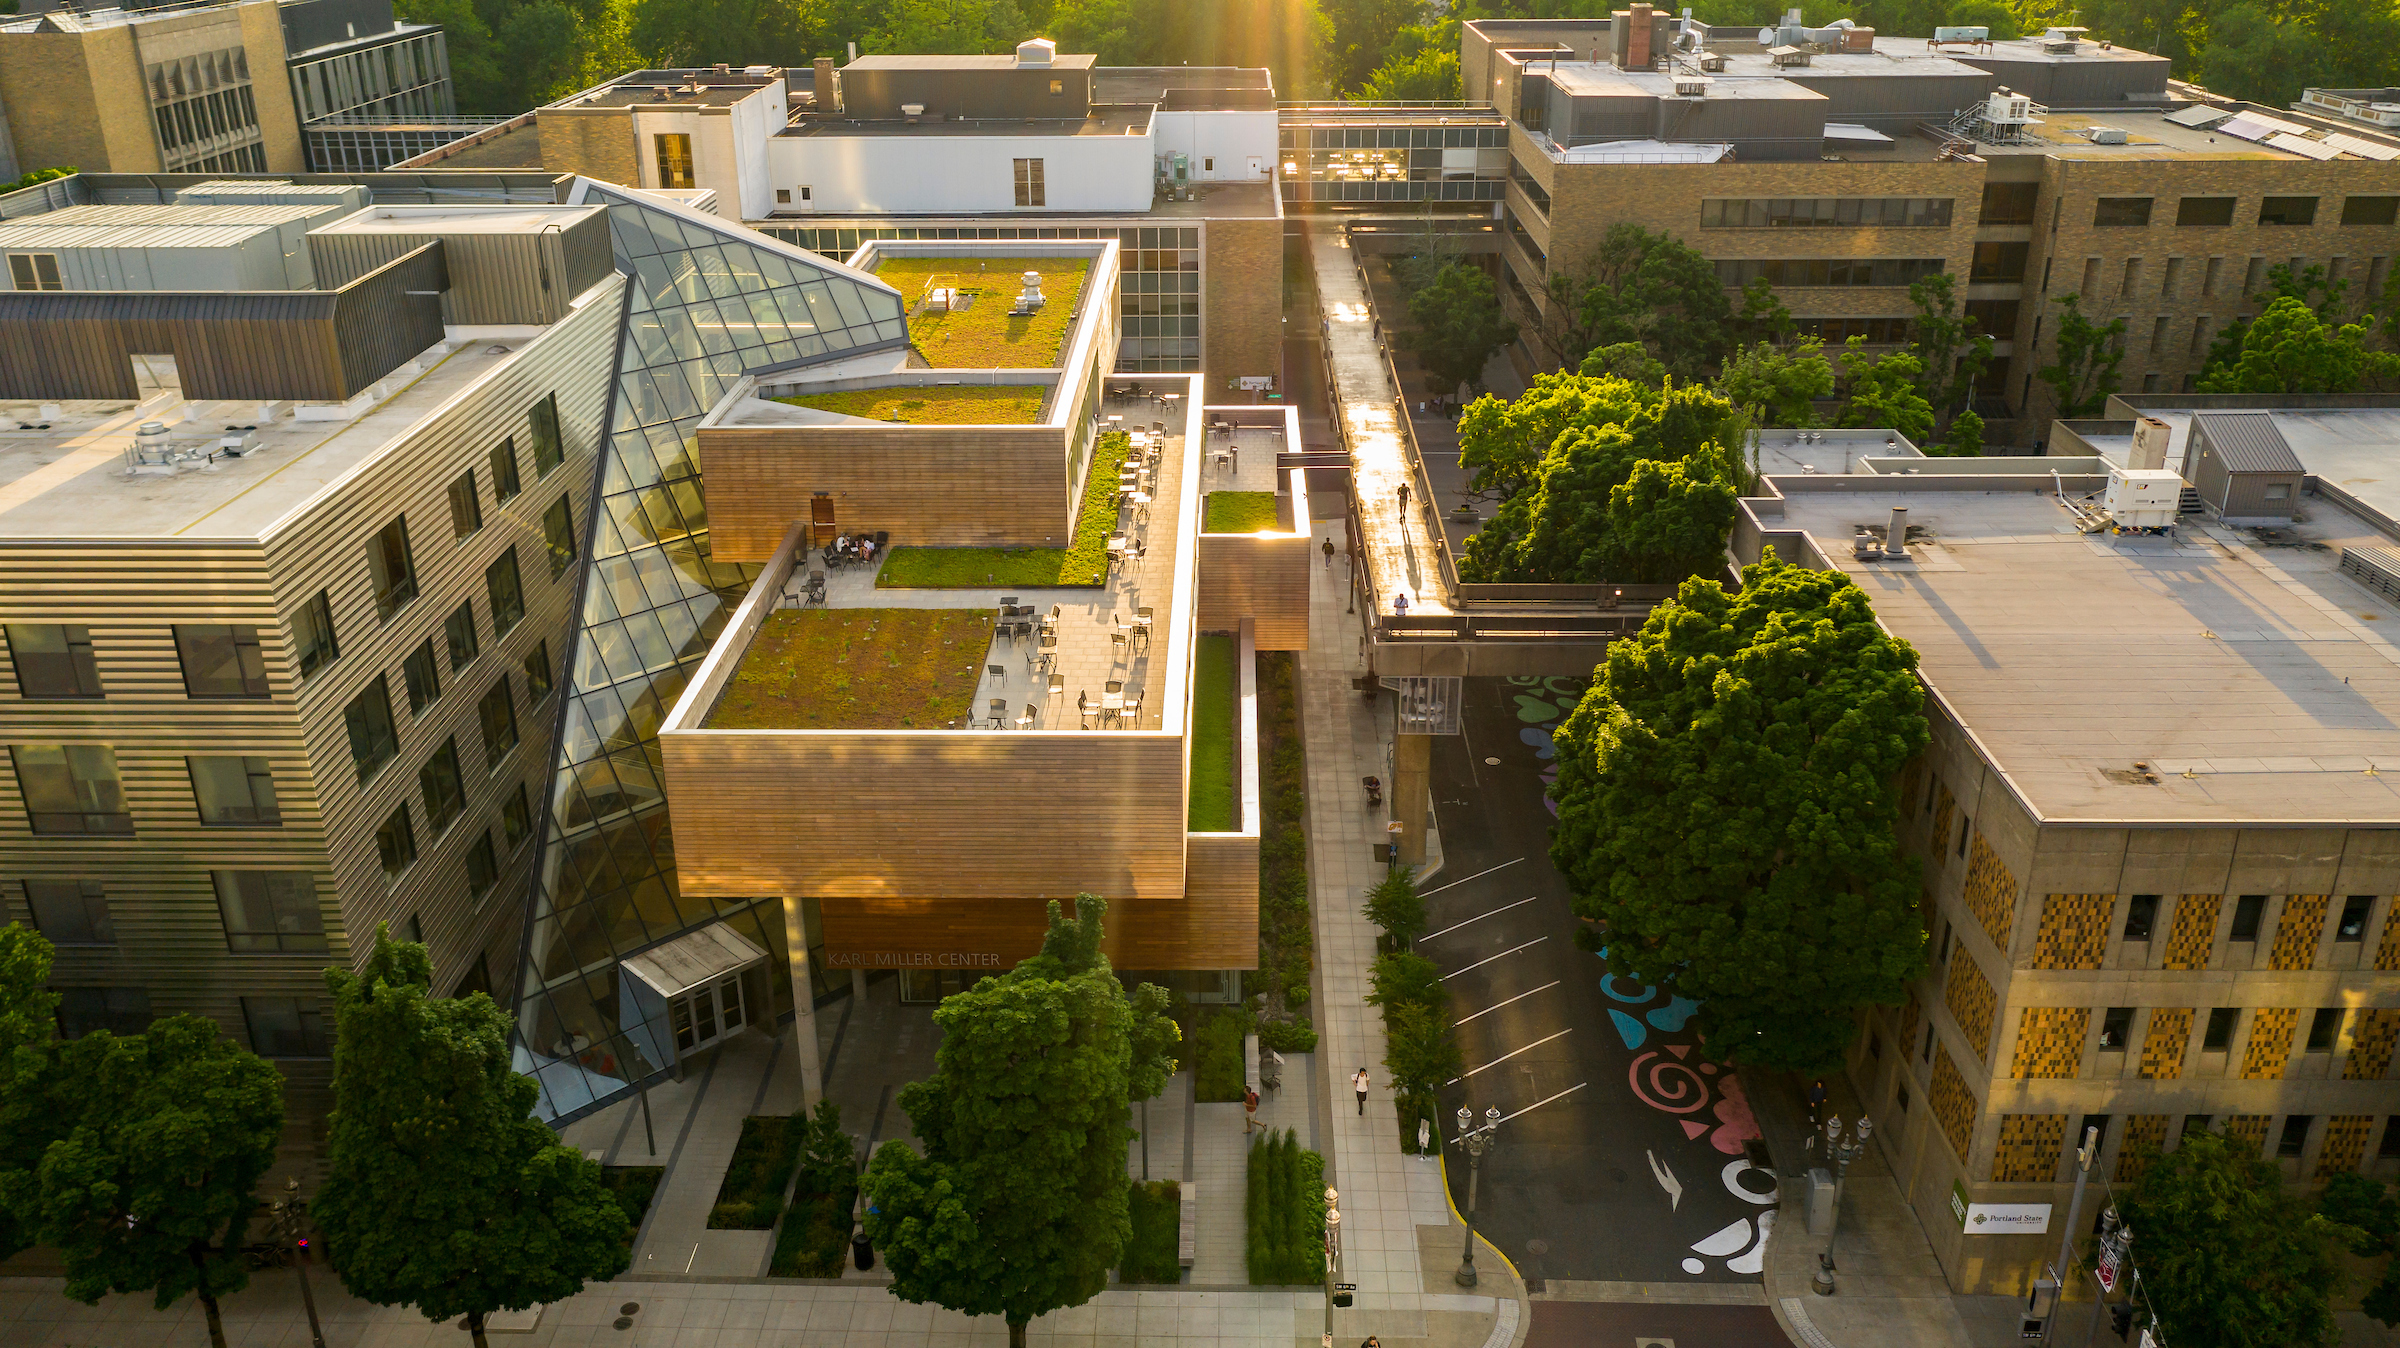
[0,923,59,1261]
[1835,338,1936,446]
[316,929,629,1348]
[1358,16,1462,99]
[2196,296,2388,396]
[2118,1129,2351,1348]
[861,895,1178,1348]
[1401,263,1518,401]
[1541,223,1734,379]
[1549,555,1930,1071]
[1716,338,1833,429]
[2035,293,2128,420]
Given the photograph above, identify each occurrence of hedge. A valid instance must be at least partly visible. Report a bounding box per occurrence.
[1244,1129,1326,1285]
[708,1114,805,1229]
[1119,1180,1184,1284]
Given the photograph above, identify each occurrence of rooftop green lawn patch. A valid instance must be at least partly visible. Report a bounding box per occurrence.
[1204,492,1281,534]
[872,255,1091,368]
[773,384,1048,425]
[707,609,992,730]
[1190,633,1238,831]
[878,430,1132,589]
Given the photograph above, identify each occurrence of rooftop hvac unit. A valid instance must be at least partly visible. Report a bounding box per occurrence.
[1932,26,1989,43]
[2103,466,2182,530]
[1986,93,2034,123]
[2130,416,2172,471]
[2339,545,2400,604]
[2089,127,2129,144]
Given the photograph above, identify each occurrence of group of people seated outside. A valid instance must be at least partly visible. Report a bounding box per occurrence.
[822,531,881,568]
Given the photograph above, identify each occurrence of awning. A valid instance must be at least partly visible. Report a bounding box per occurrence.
[1823,122,1895,145]
[621,922,770,1000]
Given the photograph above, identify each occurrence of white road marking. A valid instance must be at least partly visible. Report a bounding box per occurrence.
[1494,1081,1588,1124]
[1446,1028,1572,1084]
[1648,1150,1683,1210]
[1419,858,1523,897]
[1455,981,1560,1025]
[1422,895,1541,941]
[1440,936,1547,980]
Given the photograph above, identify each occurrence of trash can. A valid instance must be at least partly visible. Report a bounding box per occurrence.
[852,1232,874,1271]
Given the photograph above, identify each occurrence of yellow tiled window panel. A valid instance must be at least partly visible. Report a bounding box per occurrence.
[2033,893,2115,970]
[2139,1007,2193,1080]
[2162,894,2221,970]
[2225,1114,2271,1153]
[1992,1114,2066,1183]
[2346,1008,2400,1081]
[2376,906,2400,971]
[1932,784,1955,858]
[2241,1008,2299,1080]
[1945,947,1998,1063]
[1930,1044,1977,1165]
[2114,1115,2169,1183]
[2011,1007,2089,1079]
[2317,1115,2375,1179]
[1961,834,2018,950]
[2271,895,2330,971]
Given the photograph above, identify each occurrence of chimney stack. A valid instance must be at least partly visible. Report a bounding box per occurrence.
[1886,506,1909,554]
[813,58,837,113]
[1628,3,1655,67]
[2130,416,2171,471]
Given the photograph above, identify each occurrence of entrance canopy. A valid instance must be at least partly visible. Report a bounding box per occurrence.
[621,922,770,1001]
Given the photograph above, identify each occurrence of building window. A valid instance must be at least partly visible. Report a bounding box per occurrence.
[401,638,442,716]
[376,802,417,880]
[2231,895,2268,941]
[1969,242,2028,283]
[174,625,269,698]
[530,395,564,477]
[655,133,695,190]
[1713,258,1946,288]
[2308,1008,2343,1052]
[1979,181,2039,224]
[2093,197,2154,227]
[2177,196,2237,227]
[669,971,749,1053]
[2258,196,2318,227]
[542,496,578,579]
[24,879,113,946]
[478,676,519,767]
[291,591,339,681]
[2203,1007,2239,1051]
[214,871,327,953]
[419,736,465,834]
[502,781,532,848]
[367,516,418,621]
[489,439,522,504]
[7,624,102,699]
[2277,1115,2312,1158]
[1700,197,1954,228]
[57,987,150,1039]
[2343,196,2400,227]
[486,552,525,637]
[2384,1120,2400,1160]
[776,189,790,204]
[445,601,480,672]
[7,253,63,291]
[447,468,482,540]
[342,676,399,783]
[2099,1006,2134,1051]
[2264,482,2292,501]
[2339,896,2374,941]
[12,744,131,835]
[188,755,281,826]
[2123,894,2160,940]
[523,640,554,701]
[1050,79,1064,95]
[1964,299,2019,334]
[1014,158,1046,208]
[466,828,500,900]
[242,996,331,1058]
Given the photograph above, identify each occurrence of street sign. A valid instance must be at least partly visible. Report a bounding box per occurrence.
[1240,376,1275,391]
[1335,1282,1358,1291]
[2136,1327,2155,1348]
[2095,1232,2125,1293]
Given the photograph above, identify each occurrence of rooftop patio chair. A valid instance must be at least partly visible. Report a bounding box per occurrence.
[1015,704,1038,731]
[988,698,1009,729]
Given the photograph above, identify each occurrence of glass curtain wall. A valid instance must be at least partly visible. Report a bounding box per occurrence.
[511,183,904,1123]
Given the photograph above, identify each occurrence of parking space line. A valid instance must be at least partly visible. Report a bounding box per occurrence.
[1422,895,1540,941]
[1447,1028,1572,1084]
[1419,858,1522,898]
[1456,981,1560,1025]
[1495,1081,1589,1125]
[1440,936,1547,980]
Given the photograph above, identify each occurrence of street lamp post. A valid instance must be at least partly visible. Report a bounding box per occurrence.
[1452,1105,1501,1288]
[1323,1187,1342,1346]
[1821,1114,1873,1264]
[270,1177,327,1348]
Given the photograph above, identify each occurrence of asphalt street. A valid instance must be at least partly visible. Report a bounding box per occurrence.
[1424,676,1786,1290]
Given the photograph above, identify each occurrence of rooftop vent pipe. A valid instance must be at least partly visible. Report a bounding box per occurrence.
[1886,505,1908,554]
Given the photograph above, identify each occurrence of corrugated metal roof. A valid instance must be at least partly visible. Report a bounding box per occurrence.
[0,221,276,250]
[28,205,333,229]
[2195,412,2303,473]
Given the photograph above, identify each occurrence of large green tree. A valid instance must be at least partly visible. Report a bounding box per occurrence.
[1322,0,1426,93]
[1603,457,1740,584]
[2118,1130,2350,1348]
[0,924,62,1262]
[1835,338,1936,446]
[1051,0,1334,97]
[1358,18,1461,99]
[316,930,630,1348]
[2196,295,2374,396]
[2035,293,2128,420]
[862,895,1178,1348]
[28,1015,284,1348]
[1455,368,1653,504]
[627,0,817,71]
[1903,272,1993,424]
[1402,263,1518,401]
[1541,222,1735,379]
[1550,555,1930,1071]
[1715,338,1833,429]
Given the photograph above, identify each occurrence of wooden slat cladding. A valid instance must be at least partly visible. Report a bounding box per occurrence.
[328,244,452,396]
[697,421,1076,562]
[818,888,1255,971]
[1196,532,1310,651]
[661,727,1190,902]
[309,215,611,327]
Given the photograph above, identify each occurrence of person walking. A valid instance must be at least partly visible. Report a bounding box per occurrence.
[1322,537,1336,570]
[1244,1085,1262,1134]
[1353,1068,1370,1116]
[1807,1079,1828,1132]
[1392,592,1409,618]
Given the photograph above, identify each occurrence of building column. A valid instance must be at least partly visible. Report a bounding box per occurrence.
[1393,730,1431,868]
[851,968,868,1003]
[781,895,824,1106]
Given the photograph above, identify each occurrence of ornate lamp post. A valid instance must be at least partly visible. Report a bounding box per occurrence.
[1322,1187,1343,1346]
[1452,1105,1501,1288]
[269,1177,326,1348]
[1822,1114,1872,1251]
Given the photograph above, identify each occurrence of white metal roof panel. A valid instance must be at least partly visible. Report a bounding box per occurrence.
[620,922,769,1000]
[2163,104,2232,128]
[2322,132,2400,160]
[2266,132,2343,159]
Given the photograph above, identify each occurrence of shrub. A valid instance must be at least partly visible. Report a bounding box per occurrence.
[1366,951,1444,1011]
[1363,866,1428,948]
[1258,1016,1319,1054]
[799,1099,856,1197]
[2320,1172,2399,1255]
[1120,1180,1183,1283]
[1193,1008,1248,1103]
[769,1183,859,1277]
[600,1166,665,1241]
[708,1114,806,1229]
[1244,1130,1326,1284]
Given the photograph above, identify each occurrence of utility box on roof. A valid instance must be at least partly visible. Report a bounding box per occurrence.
[2104,467,2183,529]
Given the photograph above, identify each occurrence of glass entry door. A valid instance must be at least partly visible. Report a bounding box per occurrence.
[669,972,747,1054]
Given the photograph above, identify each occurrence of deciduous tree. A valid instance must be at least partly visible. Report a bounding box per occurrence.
[1579,341,1667,389]
[1358,19,1461,99]
[1715,338,1833,428]
[316,929,630,1348]
[29,1015,284,1348]
[1380,1001,1462,1104]
[1541,222,1734,378]
[2119,1130,2349,1348]
[0,924,59,1260]
[1904,272,1993,422]
[1550,555,1930,1071]
[1603,457,1739,584]
[2197,296,2371,395]
[1402,263,1519,401]
[861,895,1178,1348]
[1934,408,1985,457]
[1361,866,1428,948]
[1835,338,1936,445]
[2035,293,2127,419]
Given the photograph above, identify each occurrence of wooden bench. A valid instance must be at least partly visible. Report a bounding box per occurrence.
[1177,1180,1198,1268]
